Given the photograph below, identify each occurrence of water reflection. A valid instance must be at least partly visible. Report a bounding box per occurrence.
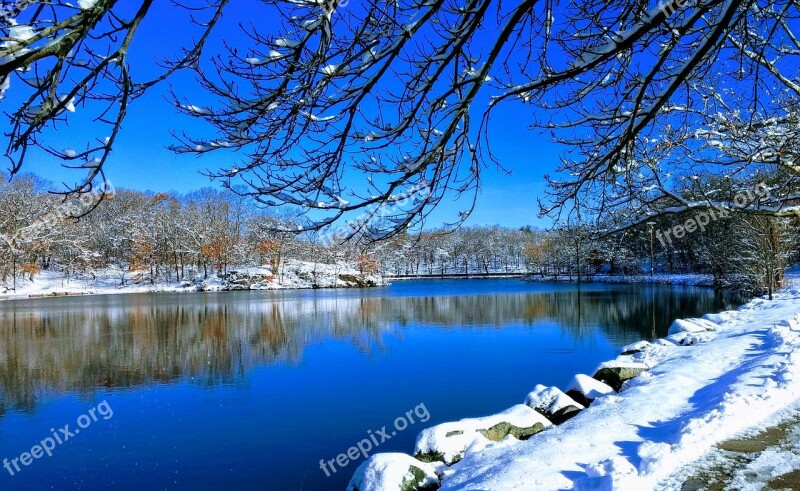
[0,283,740,413]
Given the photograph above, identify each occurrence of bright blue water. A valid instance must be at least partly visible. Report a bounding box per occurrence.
[0,280,742,490]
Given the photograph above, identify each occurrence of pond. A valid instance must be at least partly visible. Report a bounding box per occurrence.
[0,279,743,490]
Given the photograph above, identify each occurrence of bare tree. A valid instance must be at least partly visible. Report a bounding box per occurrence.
[4,0,800,235]
[0,0,225,197]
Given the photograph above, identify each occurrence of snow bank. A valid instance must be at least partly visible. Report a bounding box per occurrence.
[413,404,551,465]
[435,288,800,490]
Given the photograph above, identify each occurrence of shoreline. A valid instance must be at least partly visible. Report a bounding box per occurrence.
[0,280,388,302]
[0,260,387,302]
[1,272,722,302]
[348,284,800,491]
[526,273,716,287]
[388,272,717,287]
[384,272,527,280]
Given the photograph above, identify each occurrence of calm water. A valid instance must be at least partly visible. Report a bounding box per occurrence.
[0,280,742,490]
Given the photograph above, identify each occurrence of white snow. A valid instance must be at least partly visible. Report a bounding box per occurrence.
[58,95,76,113]
[321,64,339,76]
[594,359,650,372]
[274,38,300,48]
[433,286,800,490]
[180,104,212,115]
[0,75,9,98]
[7,25,34,43]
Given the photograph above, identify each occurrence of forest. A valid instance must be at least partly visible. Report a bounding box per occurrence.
[1,173,794,297]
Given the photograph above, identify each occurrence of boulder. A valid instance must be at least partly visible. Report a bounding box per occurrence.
[414,404,550,465]
[667,318,718,336]
[702,311,736,324]
[592,361,648,391]
[524,385,585,424]
[220,269,275,290]
[339,274,368,288]
[347,453,440,491]
[565,374,616,406]
[653,338,679,347]
[620,340,651,355]
[666,331,713,346]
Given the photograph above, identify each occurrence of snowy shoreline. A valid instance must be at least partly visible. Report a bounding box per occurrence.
[0,271,718,302]
[524,272,717,287]
[0,259,387,301]
[348,282,800,491]
[386,272,718,287]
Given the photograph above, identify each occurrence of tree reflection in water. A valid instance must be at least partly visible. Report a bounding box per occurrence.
[0,284,741,412]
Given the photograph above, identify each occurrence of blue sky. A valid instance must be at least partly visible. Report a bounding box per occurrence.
[16,1,564,230]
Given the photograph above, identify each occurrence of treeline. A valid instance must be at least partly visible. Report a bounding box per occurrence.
[374,214,798,296]
[0,175,377,290]
[1,174,796,296]
[372,226,533,276]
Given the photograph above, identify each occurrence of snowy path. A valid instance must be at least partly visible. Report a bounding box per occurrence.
[668,408,800,490]
[437,289,800,490]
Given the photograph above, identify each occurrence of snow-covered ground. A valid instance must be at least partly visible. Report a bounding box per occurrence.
[0,259,385,300]
[350,281,800,490]
[669,406,800,490]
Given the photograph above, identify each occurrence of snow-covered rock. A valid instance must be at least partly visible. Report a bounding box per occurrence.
[524,385,585,424]
[653,338,679,347]
[565,374,616,407]
[347,453,439,491]
[702,311,737,324]
[593,360,648,391]
[414,404,551,465]
[667,318,718,335]
[666,330,714,346]
[620,340,651,355]
[274,259,385,289]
